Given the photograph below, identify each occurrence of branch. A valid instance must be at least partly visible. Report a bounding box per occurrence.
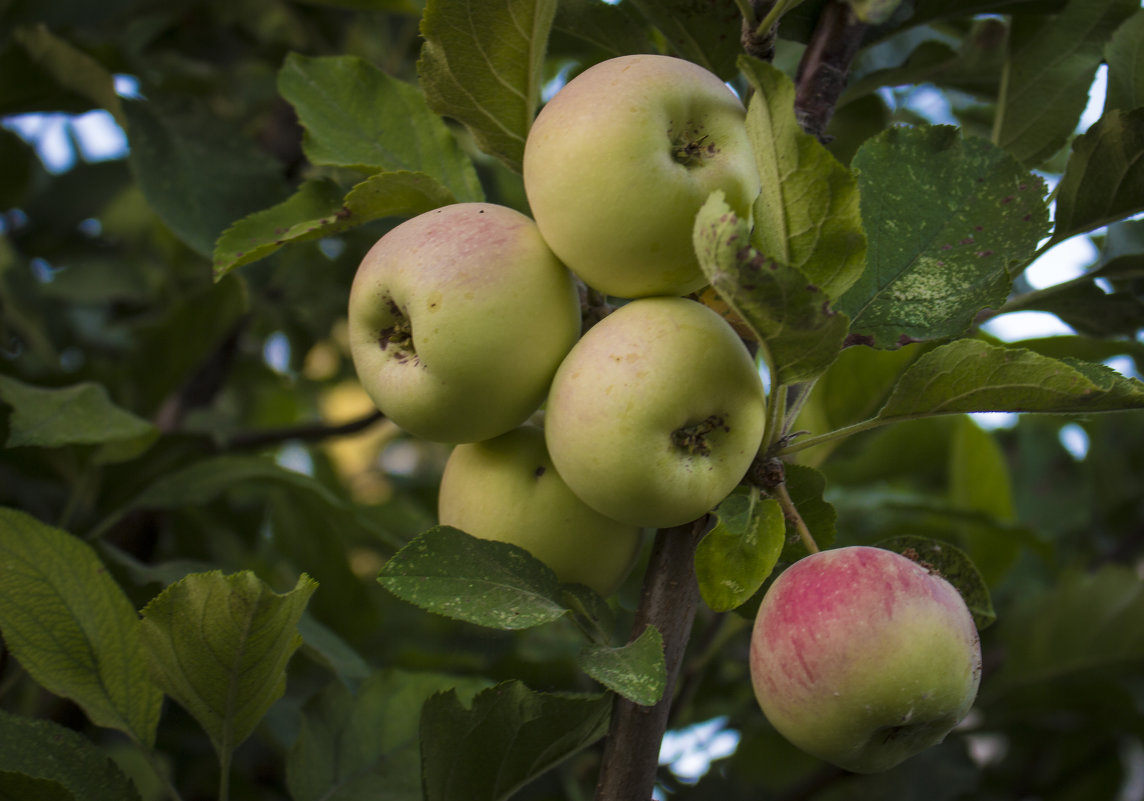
[219,410,385,451]
[793,0,868,141]
[593,517,707,801]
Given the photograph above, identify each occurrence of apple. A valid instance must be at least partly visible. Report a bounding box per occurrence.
[544,297,766,529]
[438,424,644,597]
[347,203,581,443]
[522,54,760,299]
[749,546,982,774]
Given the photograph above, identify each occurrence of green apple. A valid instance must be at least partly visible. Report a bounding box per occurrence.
[522,54,760,299]
[544,297,766,529]
[348,203,581,444]
[438,424,644,596]
[750,546,982,774]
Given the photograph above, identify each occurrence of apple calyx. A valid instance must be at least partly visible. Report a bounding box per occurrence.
[670,128,716,167]
[671,413,729,457]
[377,299,416,363]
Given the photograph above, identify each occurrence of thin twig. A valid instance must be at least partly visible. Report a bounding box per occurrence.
[773,480,819,554]
[219,410,385,450]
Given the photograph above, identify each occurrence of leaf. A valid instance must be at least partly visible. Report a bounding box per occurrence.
[138,571,317,761]
[377,526,569,630]
[287,669,491,801]
[276,53,481,202]
[576,625,666,706]
[693,191,849,384]
[1002,254,1144,338]
[739,57,866,301]
[779,463,837,561]
[991,565,1144,694]
[0,772,76,801]
[561,583,615,646]
[695,488,785,612]
[1104,10,1144,113]
[0,710,141,801]
[12,24,124,126]
[624,0,743,79]
[295,613,373,692]
[123,97,290,257]
[417,0,556,172]
[838,125,1050,348]
[993,0,1136,167]
[0,508,163,746]
[846,0,906,24]
[876,536,997,630]
[0,375,157,463]
[876,339,1144,421]
[1050,108,1144,245]
[419,681,611,801]
[551,0,656,57]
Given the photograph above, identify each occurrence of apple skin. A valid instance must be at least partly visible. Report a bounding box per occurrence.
[749,546,982,774]
[347,203,581,444]
[544,297,766,529]
[522,54,760,299]
[438,425,644,597]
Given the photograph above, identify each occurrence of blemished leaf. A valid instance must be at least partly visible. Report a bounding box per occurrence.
[838,126,1050,348]
[377,526,569,630]
[948,416,1020,587]
[779,463,837,561]
[0,711,141,801]
[287,670,491,801]
[123,97,290,257]
[12,25,124,126]
[739,57,866,300]
[993,0,1136,168]
[276,53,482,202]
[876,339,1144,420]
[694,191,850,384]
[138,571,317,761]
[577,625,666,706]
[1050,108,1144,245]
[695,488,785,613]
[419,681,611,801]
[0,508,163,746]
[0,375,157,463]
[417,0,556,172]
[1104,10,1144,113]
[0,772,76,801]
[214,171,456,276]
[625,0,742,79]
[876,536,997,630]
[1002,254,1144,338]
[991,565,1144,694]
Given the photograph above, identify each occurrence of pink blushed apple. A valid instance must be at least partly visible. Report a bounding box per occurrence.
[749,546,982,774]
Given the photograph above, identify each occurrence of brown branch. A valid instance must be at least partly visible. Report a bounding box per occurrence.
[793,0,868,141]
[594,517,707,801]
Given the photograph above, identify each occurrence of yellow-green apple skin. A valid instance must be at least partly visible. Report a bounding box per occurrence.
[437,425,644,597]
[522,54,760,299]
[750,546,982,774]
[347,203,581,444]
[544,297,766,529]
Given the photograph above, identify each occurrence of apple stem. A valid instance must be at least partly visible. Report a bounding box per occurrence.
[774,480,820,554]
[593,518,706,801]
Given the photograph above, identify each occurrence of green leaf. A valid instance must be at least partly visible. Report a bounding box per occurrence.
[561,583,615,646]
[948,416,1019,587]
[991,565,1144,695]
[739,57,866,301]
[1104,10,1144,113]
[838,125,1050,348]
[0,508,162,746]
[0,772,76,801]
[12,24,124,126]
[377,526,569,630]
[993,0,1136,167]
[695,488,785,612]
[1050,108,1144,245]
[694,191,849,384]
[138,571,317,761]
[576,624,666,706]
[419,681,611,801]
[876,535,996,630]
[215,171,456,276]
[276,53,481,202]
[0,375,157,463]
[1002,254,1144,338]
[552,0,656,57]
[0,711,141,801]
[876,339,1144,421]
[779,463,837,560]
[625,0,743,79]
[287,669,491,801]
[123,97,290,257]
[417,0,556,172]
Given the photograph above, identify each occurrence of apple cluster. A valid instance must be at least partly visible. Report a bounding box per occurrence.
[348,55,768,595]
